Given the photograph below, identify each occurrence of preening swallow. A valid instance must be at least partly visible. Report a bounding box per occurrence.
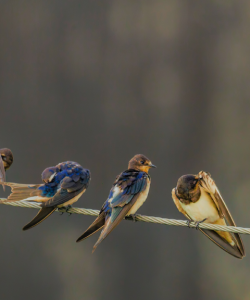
[3,161,90,230]
[76,154,156,252]
[0,148,13,191]
[172,171,245,259]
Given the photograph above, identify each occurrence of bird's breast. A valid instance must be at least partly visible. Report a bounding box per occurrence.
[126,178,150,216]
[180,189,220,222]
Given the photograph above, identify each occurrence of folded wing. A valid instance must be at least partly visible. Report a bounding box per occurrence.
[198,171,245,258]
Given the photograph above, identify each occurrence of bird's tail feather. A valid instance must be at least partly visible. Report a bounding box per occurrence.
[23,207,56,231]
[199,228,244,259]
[76,212,106,243]
[1,182,42,202]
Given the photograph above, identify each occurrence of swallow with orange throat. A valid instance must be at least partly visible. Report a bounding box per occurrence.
[76,154,156,252]
[172,171,245,259]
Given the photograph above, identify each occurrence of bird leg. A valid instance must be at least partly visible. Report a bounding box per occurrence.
[125,214,138,222]
[186,220,193,228]
[194,218,207,230]
[65,205,72,216]
[57,205,72,215]
[57,207,66,215]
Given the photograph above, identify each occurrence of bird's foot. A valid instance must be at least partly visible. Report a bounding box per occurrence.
[57,206,72,215]
[125,214,138,222]
[186,220,193,228]
[57,207,65,215]
[65,205,73,216]
[194,218,207,230]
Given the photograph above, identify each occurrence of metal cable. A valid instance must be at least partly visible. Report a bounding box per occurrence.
[0,198,249,235]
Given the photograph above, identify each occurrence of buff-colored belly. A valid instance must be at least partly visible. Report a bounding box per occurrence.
[126,179,150,216]
[180,189,220,223]
[25,189,86,207]
[57,189,86,207]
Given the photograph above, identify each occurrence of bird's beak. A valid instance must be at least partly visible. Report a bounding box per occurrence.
[149,163,157,168]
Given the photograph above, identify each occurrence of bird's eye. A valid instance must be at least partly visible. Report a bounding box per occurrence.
[140,160,144,164]
[2,156,7,161]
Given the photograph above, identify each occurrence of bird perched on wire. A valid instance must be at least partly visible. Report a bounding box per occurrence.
[172,171,245,259]
[76,154,156,252]
[0,148,14,191]
[2,161,90,231]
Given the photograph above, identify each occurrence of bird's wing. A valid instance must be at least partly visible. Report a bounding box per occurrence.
[199,171,235,223]
[92,194,141,252]
[0,156,6,190]
[91,171,149,251]
[43,176,85,207]
[109,170,148,208]
[76,211,106,243]
[198,171,245,258]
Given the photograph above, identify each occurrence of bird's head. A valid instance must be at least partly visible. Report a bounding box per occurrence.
[128,154,156,173]
[0,148,14,170]
[176,174,200,201]
[41,166,58,183]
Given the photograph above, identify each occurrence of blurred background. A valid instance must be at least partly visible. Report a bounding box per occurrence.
[0,1,250,299]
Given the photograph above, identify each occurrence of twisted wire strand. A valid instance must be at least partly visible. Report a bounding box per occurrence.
[0,198,250,235]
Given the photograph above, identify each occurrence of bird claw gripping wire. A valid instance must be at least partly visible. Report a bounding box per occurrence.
[58,205,72,216]
[194,218,207,230]
[125,214,138,222]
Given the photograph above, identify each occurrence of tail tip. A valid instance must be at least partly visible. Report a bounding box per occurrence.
[22,226,30,231]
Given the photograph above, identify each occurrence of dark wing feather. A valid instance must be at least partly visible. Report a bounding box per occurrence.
[60,176,76,189]
[23,207,56,231]
[61,175,88,192]
[76,212,106,243]
[43,176,85,207]
[109,171,148,208]
[198,171,245,258]
[199,229,244,259]
[92,195,140,252]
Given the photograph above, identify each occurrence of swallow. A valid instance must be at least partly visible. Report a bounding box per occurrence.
[0,148,13,191]
[3,161,90,230]
[172,171,245,259]
[76,154,156,252]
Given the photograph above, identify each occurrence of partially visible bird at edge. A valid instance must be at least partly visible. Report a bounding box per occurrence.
[0,148,14,191]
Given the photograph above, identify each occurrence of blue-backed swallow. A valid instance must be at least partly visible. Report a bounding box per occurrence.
[76,154,156,252]
[0,148,13,191]
[2,161,90,231]
[172,171,245,259]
